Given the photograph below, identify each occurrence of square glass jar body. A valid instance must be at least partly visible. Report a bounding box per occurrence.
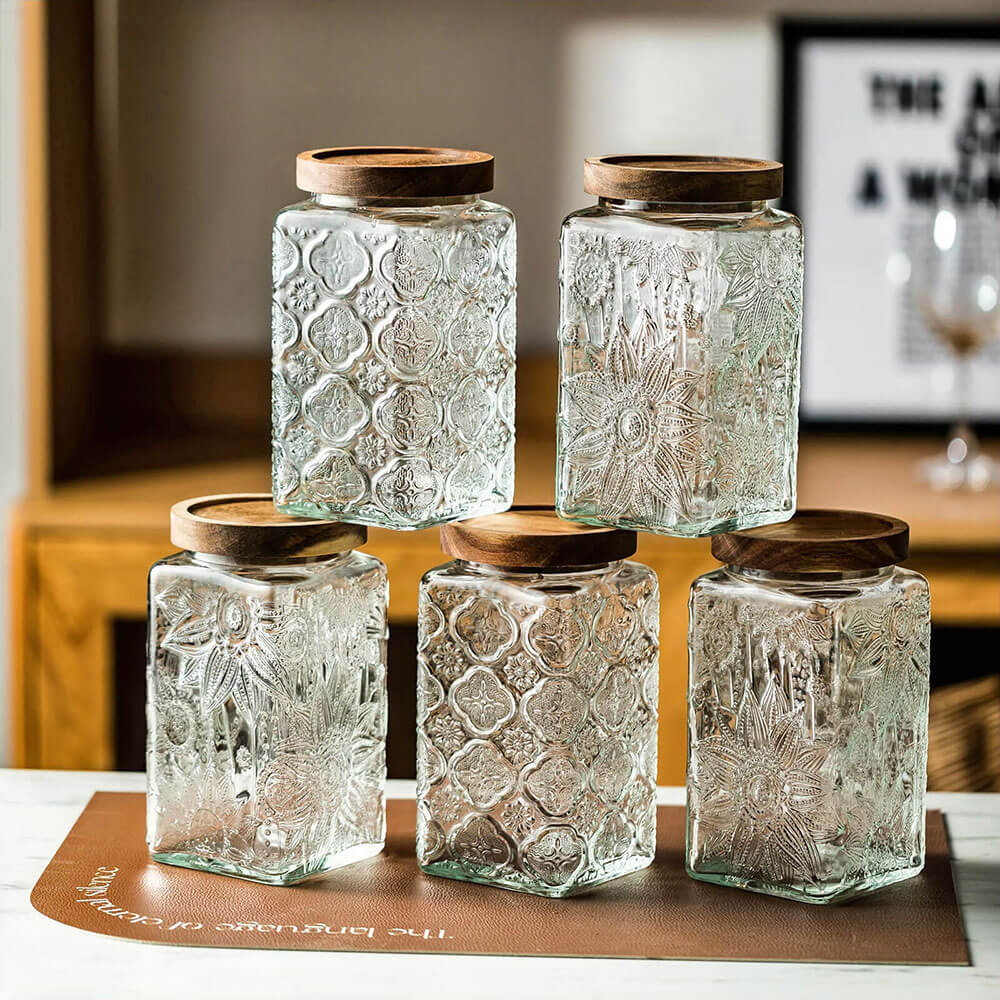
[687,564,930,903]
[416,558,659,897]
[556,202,802,537]
[147,549,388,884]
[272,195,516,529]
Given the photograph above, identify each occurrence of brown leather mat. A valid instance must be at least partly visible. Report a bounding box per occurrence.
[30,793,968,964]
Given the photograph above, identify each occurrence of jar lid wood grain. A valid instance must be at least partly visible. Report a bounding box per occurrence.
[171,494,366,560]
[440,506,637,569]
[296,146,494,198]
[711,509,910,572]
[583,155,783,203]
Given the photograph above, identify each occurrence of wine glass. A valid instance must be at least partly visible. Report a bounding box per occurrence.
[908,199,1000,491]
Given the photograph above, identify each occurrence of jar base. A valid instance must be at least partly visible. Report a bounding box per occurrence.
[419,852,654,898]
[151,838,385,886]
[686,859,925,904]
[275,496,513,532]
[555,504,795,539]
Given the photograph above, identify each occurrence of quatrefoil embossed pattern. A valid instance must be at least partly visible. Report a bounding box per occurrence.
[272,199,516,529]
[417,559,659,896]
[556,213,802,537]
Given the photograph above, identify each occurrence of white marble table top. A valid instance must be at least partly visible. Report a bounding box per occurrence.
[1,770,997,1000]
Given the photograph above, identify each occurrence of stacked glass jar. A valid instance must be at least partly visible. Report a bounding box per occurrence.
[143,147,931,909]
[149,146,521,886]
[687,510,930,902]
[147,494,388,884]
[557,155,802,537]
[271,146,516,529]
[416,507,660,896]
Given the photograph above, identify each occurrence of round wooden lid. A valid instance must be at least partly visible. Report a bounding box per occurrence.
[296,146,494,197]
[711,509,910,573]
[583,154,783,203]
[440,506,637,569]
[170,494,366,560]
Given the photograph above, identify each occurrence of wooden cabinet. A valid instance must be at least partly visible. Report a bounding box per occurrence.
[12,2,999,784]
[11,434,1000,783]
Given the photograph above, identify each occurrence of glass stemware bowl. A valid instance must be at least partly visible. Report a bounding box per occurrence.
[909,200,1000,491]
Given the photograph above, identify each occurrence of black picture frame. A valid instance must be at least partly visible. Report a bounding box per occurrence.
[780,17,1000,435]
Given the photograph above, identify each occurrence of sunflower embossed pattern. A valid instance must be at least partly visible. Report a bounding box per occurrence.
[146,495,388,885]
[271,147,516,529]
[416,509,659,897]
[556,156,802,537]
[687,510,931,903]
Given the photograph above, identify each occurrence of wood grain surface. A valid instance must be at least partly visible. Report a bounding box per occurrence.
[583,155,782,203]
[10,431,1000,775]
[711,508,910,572]
[440,505,637,568]
[296,146,494,197]
[170,494,366,560]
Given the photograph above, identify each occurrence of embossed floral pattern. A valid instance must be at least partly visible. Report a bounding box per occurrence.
[272,229,298,283]
[373,458,441,524]
[503,653,541,694]
[272,203,515,528]
[160,590,289,714]
[691,679,831,883]
[288,277,318,313]
[500,799,539,838]
[284,425,320,465]
[427,710,467,758]
[718,230,802,364]
[355,433,388,471]
[309,230,369,296]
[451,741,516,810]
[307,304,366,371]
[688,565,930,902]
[417,560,658,896]
[147,553,388,885]
[454,596,516,662]
[557,218,801,536]
[567,231,613,307]
[559,326,704,526]
[356,284,390,322]
[843,590,931,718]
[496,722,540,768]
[285,350,319,388]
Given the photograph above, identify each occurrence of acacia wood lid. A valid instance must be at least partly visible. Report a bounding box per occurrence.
[170,494,366,560]
[583,154,783,203]
[296,146,494,198]
[711,509,909,573]
[440,506,637,569]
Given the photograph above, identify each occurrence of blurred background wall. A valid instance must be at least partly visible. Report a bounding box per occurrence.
[3,0,999,773]
[93,0,999,356]
[1,0,26,763]
[101,2,779,354]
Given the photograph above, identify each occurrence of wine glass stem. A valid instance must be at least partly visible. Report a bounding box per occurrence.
[949,353,978,460]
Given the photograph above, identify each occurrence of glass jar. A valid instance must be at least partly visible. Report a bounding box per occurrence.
[556,155,802,537]
[416,507,659,897]
[146,494,388,884]
[687,509,931,903]
[272,146,516,529]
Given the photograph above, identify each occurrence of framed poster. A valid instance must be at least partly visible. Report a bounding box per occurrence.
[781,20,1000,426]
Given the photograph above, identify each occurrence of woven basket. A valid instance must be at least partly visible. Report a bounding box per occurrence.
[928,675,1000,792]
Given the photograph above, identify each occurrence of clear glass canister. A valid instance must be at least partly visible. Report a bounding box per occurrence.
[146,494,388,884]
[272,146,516,529]
[556,155,802,537]
[687,509,931,903]
[416,507,660,897]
